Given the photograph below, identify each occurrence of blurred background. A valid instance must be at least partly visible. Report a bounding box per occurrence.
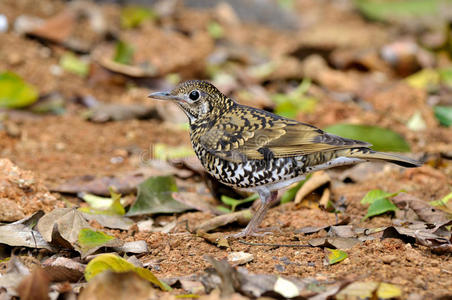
[0,0,451,186]
[1,1,452,297]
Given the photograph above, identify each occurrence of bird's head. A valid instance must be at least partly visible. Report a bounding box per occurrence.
[148,80,233,124]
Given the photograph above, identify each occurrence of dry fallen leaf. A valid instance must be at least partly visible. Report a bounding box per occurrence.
[294,171,330,204]
[42,257,85,282]
[195,210,252,233]
[79,270,156,300]
[17,266,50,300]
[0,211,54,250]
[392,193,450,225]
[227,252,254,266]
[36,208,90,248]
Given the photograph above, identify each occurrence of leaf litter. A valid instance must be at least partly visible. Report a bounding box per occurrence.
[1,0,452,299]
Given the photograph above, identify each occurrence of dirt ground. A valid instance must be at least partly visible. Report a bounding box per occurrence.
[0,0,451,299]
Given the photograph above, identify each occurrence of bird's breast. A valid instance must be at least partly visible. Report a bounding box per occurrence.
[192,142,307,189]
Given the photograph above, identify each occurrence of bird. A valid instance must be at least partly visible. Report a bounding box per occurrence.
[148,80,421,238]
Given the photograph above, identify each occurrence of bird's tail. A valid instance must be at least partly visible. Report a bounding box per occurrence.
[339,148,422,168]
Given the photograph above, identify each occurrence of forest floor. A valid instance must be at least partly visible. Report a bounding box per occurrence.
[0,0,451,299]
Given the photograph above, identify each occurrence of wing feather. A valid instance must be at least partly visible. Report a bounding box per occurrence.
[198,106,370,162]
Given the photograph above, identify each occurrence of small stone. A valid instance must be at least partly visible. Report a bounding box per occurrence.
[137,219,154,232]
[414,276,426,289]
[227,251,254,266]
[55,142,66,151]
[405,249,422,263]
[0,198,25,222]
[275,264,285,272]
[0,14,8,32]
[382,255,398,264]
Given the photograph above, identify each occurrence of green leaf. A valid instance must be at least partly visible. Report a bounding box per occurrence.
[221,194,259,212]
[360,189,399,204]
[80,188,125,216]
[363,198,398,220]
[406,69,440,91]
[153,143,195,160]
[60,53,89,77]
[434,106,452,127]
[78,228,115,250]
[355,0,442,22]
[175,295,200,299]
[439,68,452,87]
[429,191,452,207]
[0,71,38,108]
[113,41,134,65]
[272,79,317,118]
[324,124,410,152]
[207,22,224,39]
[429,191,452,214]
[216,205,232,213]
[120,6,156,29]
[85,253,171,291]
[377,283,402,299]
[337,282,401,300]
[406,111,426,131]
[126,176,191,216]
[326,248,348,264]
[281,174,311,204]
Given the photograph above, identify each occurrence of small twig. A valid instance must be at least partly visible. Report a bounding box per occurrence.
[31,230,37,249]
[237,240,312,247]
[179,219,194,234]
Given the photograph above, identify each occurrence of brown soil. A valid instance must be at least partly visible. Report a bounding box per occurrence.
[0,0,451,299]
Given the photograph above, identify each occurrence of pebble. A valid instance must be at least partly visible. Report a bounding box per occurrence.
[381,254,398,264]
[227,251,254,266]
[137,219,154,232]
[0,15,8,32]
[405,249,422,263]
[275,264,285,272]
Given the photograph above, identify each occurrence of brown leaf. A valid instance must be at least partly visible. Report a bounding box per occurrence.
[294,171,330,204]
[204,257,238,297]
[308,237,360,250]
[52,167,190,196]
[195,210,252,233]
[17,266,50,300]
[79,270,155,300]
[319,188,331,210]
[197,230,230,248]
[86,103,158,123]
[96,57,157,78]
[27,10,75,44]
[42,257,85,282]
[0,211,54,250]
[203,257,312,298]
[329,225,356,238]
[36,208,90,247]
[0,257,30,297]
[382,224,451,247]
[295,216,350,235]
[172,192,223,215]
[392,193,450,225]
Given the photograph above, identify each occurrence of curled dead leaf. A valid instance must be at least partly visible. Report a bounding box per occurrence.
[294,171,330,204]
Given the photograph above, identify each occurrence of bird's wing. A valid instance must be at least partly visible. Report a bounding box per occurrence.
[200,108,371,162]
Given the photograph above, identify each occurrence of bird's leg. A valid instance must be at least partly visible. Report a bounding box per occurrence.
[231,190,278,238]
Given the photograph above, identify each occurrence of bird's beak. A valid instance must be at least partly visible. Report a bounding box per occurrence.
[148,91,183,101]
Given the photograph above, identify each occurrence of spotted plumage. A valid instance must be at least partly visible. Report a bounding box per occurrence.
[149,80,421,237]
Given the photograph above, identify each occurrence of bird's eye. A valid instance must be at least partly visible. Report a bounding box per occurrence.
[189,90,200,101]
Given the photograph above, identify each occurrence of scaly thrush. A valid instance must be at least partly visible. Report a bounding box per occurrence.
[149,80,421,238]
